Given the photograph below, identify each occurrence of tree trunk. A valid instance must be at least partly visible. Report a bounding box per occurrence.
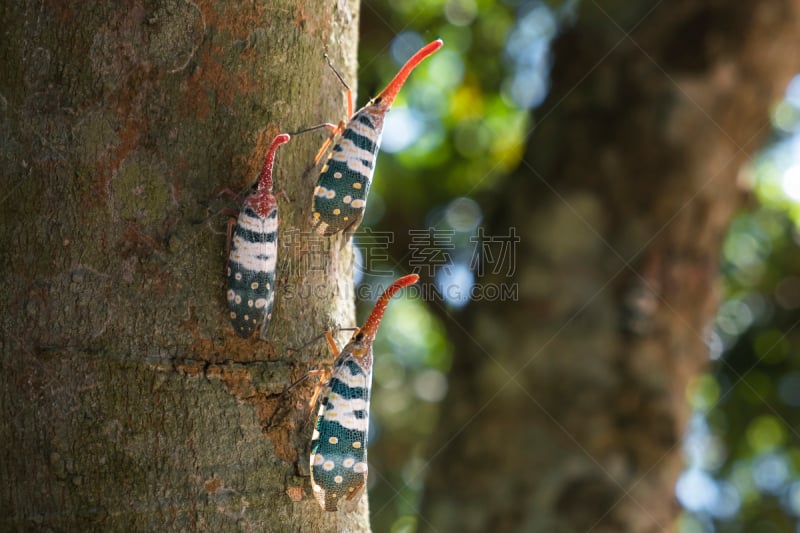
[0,1,368,530]
[421,2,800,532]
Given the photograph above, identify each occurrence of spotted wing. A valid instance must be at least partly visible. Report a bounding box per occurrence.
[309,352,372,512]
[226,205,278,338]
[310,112,383,236]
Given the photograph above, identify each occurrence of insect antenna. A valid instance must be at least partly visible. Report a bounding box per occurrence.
[324,53,353,117]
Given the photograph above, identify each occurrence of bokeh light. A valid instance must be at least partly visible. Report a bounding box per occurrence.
[781,165,800,202]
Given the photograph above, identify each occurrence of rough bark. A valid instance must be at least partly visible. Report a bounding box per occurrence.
[0,0,368,531]
[421,2,800,532]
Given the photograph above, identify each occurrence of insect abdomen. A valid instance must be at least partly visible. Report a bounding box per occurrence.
[310,360,371,511]
[227,206,277,338]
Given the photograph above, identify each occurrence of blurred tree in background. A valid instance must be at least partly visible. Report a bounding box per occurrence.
[678,102,800,532]
[350,1,800,531]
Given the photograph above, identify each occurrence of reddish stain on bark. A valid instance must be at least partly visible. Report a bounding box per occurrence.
[204,476,222,494]
[170,158,190,202]
[182,329,278,365]
[286,485,305,502]
[178,311,282,364]
[265,424,298,463]
[217,364,257,398]
[179,0,271,120]
[295,3,309,30]
[116,226,163,258]
[90,117,145,206]
[176,317,300,462]
[202,0,289,36]
[175,361,205,377]
[181,332,220,363]
[180,42,261,119]
[293,2,331,36]
[45,0,74,22]
[181,52,213,120]
[206,363,297,463]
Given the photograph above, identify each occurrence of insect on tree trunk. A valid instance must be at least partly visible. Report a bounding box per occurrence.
[0,1,370,531]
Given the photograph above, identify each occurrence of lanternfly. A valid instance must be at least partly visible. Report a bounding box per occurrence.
[309,274,419,511]
[310,40,443,236]
[226,133,290,338]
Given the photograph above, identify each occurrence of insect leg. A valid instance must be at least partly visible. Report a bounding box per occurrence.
[225,217,236,261]
[312,121,345,165]
[324,330,341,357]
[306,367,332,411]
